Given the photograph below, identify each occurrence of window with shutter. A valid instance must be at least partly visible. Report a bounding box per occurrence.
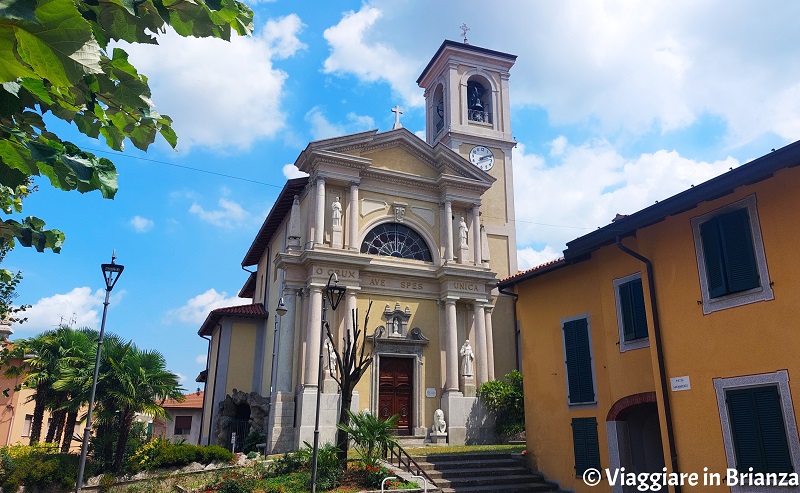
[726,386,792,473]
[572,417,601,476]
[691,195,773,314]
[562,316,595,404]
[174,415,193,435]
[714,370,800,492]
[614,274,649,351]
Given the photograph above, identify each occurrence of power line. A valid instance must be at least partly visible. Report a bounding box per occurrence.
[84,147,594,231]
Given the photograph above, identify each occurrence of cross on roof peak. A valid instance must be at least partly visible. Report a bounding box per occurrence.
[391,105,403,130]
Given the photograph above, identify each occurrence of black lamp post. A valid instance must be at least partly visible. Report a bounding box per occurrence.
[265,297,288,456]
[311,273,345,493]
[76,252,124,493]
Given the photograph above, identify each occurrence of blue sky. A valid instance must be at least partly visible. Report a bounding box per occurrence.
[6,1,800,387]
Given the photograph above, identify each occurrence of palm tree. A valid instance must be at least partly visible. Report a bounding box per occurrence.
[96,339,184,472]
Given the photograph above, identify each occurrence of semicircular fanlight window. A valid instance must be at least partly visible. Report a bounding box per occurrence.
[360,223,433,262]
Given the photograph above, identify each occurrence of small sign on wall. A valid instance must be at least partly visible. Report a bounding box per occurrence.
[426,388,436,398]
[670,376,691,391]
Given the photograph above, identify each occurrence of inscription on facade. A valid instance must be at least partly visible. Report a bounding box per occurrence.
[315,267,358,279]
[451,281,480,292]
[363,276,432,294]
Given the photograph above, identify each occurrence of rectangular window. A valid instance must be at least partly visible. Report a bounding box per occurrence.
[174,415,192,435]
[562,316,595,404]
[726,386,792,473]
[22,414,33,437]
[691,195,773,314]
[614,274,649,351]
[572,417,601,476]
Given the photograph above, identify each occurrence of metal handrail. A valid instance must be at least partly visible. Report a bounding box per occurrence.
[383,442,436,487]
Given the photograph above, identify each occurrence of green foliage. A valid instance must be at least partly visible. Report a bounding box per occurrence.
[204,472,258,493]
[242,430,264,454]
[264,442,341,491]
[477,369,526,437]
[127,437,234,472]
[0,444,82,492]
[0,0,253,257]
[337,410,399,467]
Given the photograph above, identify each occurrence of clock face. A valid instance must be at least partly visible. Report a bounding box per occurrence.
[469,145,494,171]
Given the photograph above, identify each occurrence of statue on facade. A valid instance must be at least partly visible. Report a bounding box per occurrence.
[460,340,474,377]
[332,196,342,227]
[431,409,447,435]
[459,216,468,248]
[325,339,337,375]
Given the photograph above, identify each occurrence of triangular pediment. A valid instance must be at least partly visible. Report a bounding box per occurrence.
[297,128,494,189]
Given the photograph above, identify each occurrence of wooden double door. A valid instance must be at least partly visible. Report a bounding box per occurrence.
[378,357,413,435]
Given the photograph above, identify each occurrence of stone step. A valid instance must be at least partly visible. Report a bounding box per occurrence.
[424,466,540,480]
[414,457,522,471]
[435,473,550,489]
[439,483,559,493]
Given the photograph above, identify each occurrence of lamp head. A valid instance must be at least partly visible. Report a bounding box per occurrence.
[325,273,346,311]
[101,251,124,292]
[276,298,288,317]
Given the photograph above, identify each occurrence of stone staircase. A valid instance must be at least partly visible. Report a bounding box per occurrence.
[412,452,563,492]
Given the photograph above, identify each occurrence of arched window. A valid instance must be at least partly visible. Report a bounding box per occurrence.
[360,223,433,262]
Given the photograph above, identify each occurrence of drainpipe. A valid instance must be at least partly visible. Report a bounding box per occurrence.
[615,236,681,493]
[497,286,520,371]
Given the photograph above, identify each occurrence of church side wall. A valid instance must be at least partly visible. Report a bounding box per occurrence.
[225,322,258,395]
[201,328,220,444]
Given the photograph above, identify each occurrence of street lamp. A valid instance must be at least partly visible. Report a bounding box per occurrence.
[265,297,287,456]
[76,252,124,493]
[311,273,346,493]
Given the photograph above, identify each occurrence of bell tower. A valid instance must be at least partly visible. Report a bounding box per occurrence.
[417,40,518,276]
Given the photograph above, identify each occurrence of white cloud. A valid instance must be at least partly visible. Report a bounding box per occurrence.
[17,287,105,333]
[282,164,308,179]
[517,246,563,272]
[189,198,250,228]
[511,139,737,256]
[165,289,248,325]
[120,14,306,151]
[195,354,207,365]
[322,6,423,107]
[175,372,187,384]
[334,1,800,146]
[130,215,154,233]
[304,106,376,141]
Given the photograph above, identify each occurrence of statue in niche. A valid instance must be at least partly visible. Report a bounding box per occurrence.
[460,340,474,377]
[459,216,468,248]
[332,196,342,227]
[391,317,401,335]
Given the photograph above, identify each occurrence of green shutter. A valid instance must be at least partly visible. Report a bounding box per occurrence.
[572,417,601,475]
[727,386,792,473]
[718,208,760,294]
[630,278,649,340]
[619,281,636,341]
[701,216,728,298]
[620,278,648,342]
[564,318,594,403]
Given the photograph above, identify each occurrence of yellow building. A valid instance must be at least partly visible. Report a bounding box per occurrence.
[499,140,800,493]
[197,40,522,452]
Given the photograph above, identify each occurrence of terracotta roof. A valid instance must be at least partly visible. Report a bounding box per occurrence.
[162,391,204,409]
[197,303,268,336]
[499,257,566,286]
[241,177,308,267]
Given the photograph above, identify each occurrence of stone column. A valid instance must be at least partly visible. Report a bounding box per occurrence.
[296,289,308,388]
[485,306,495,381]
[304,286,323,387]
[348,183,359,250]
[443,299,459,393]
[342,292,357,351]
[444,200,454,262]
[471,206,481,266]
[276,289,298,392]
[314,178,325,246]
[473,302,488,385]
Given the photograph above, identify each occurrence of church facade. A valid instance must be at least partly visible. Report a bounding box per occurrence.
[197,40,521,452]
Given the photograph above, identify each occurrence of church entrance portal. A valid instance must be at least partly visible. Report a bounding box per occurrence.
[379,357,413,435]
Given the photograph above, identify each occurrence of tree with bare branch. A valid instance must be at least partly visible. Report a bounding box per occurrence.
[324,300,374,468]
